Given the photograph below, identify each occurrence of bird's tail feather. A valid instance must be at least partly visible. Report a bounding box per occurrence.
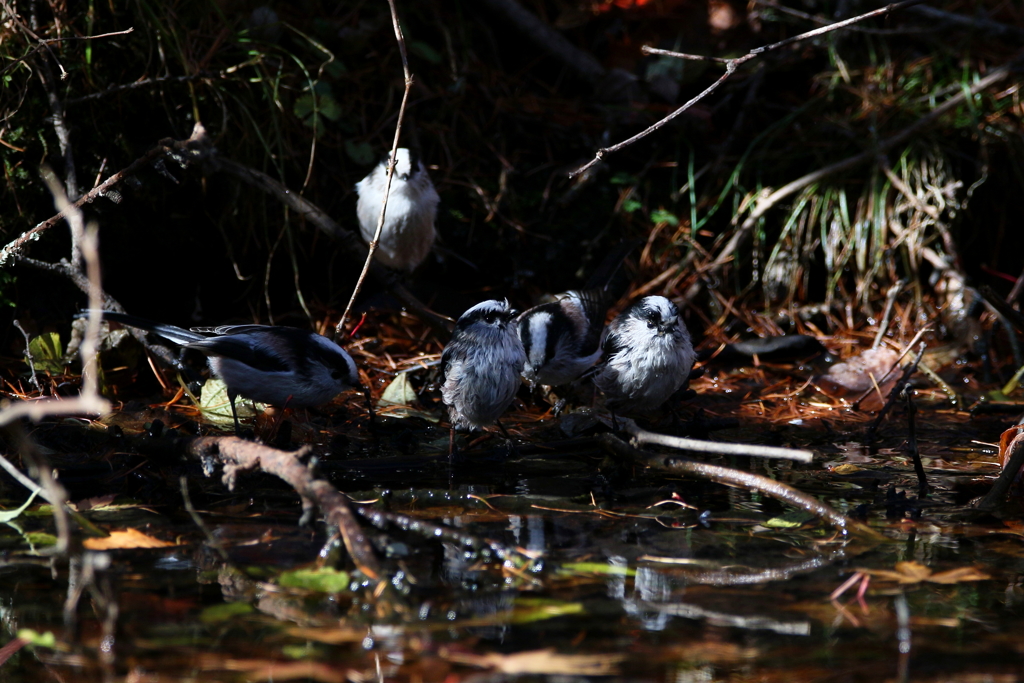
[583,239,642,292]
[78,310,205,345]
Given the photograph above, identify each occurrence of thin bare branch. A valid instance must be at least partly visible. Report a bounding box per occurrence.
[337,0,414,336]
[0,128,203,267]
[572,0,929,178]
[0,174,109,429]
[11,321,39,392]
[39,27,134,43]
[621,419,814,463]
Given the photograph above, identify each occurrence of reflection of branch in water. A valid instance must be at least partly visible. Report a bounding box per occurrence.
[357,507,539,572]
[630,599,812,635]
[639,552,846,587]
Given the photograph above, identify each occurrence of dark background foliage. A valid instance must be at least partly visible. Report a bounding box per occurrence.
[2,0,1023,353]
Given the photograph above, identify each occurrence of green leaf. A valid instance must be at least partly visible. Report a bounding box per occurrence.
[409,40,443,65]
[511,598,585,623]
[282,643,320,659]
[200,601,254,624]
[763,510,817,528]
[24,531,58,548]
[293,93,317,123]
[318,94,342,122]
[556,561,635,577]
[0,490,39,523]
[17,629,56,648]
[610,172,639,185]
[277,567,351,593]
[323,60,348,78]
[28,332,64,373]
[345,140,376,166]
[650,209,679,226]
[621,197,642,214]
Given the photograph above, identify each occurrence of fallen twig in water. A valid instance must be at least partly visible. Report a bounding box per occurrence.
[186,436,381,579]
[597,433,874,537]
[620,418,813,463]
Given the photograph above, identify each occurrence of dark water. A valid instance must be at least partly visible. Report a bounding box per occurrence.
[2,388,1024,683]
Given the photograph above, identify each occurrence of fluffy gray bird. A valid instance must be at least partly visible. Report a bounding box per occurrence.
[441,299,526,432]
[91,311,360,432]
[593,296,695,414]
[355,148,440,271]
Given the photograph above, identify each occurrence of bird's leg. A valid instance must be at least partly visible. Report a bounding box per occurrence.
[495,418,511,439]
[229,393,241,436]
[361,384,376,424]
[552,397,567,417]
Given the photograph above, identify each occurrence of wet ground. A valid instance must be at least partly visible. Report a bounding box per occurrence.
[3,352,1024,682]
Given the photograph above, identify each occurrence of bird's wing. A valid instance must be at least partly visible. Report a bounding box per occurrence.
[189,334,292,374]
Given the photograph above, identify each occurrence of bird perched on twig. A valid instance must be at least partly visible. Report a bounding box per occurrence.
[441,299,526,434]
[356,148,440,272]
[593,296,695,414]
[85,311,362,433]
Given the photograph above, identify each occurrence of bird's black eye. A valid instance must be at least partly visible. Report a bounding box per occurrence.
[331,370,345,381]
[646,320,656,329]
[484,313,497,324]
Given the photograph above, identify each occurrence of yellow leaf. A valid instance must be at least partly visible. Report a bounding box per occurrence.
[857,561,990,585]
[926,566,991,584]
[83,528,174,550]
[893,561,933,583]
[446,648,624,675]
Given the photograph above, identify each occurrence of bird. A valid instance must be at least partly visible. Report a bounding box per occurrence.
[517,289,606,389]
[592,296,695,414]
[355,148,440,272]
[86,311,361,433]
[516,242,638,390]
[440,299,526,434]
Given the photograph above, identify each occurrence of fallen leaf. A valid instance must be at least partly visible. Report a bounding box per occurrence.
[83,528,174,550]
[926,566,991,584]
[277,567,350,593]
[378,372,418,407]
[816,347,900,410]
[857,561,990,585]
[72,494,117,511]
[445,648,624,675]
